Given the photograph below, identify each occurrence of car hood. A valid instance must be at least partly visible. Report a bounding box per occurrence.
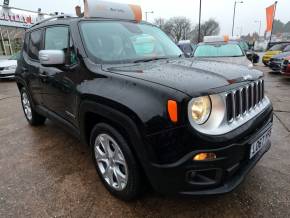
[0,59,17,67]
[272,52,290,60]
[193,56,252,67]
[102,58,263,97]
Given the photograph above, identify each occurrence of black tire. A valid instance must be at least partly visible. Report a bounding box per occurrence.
[20,87,46,126]
[90,123,143,201]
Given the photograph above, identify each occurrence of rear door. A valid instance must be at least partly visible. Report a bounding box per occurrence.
[25,29,44,105]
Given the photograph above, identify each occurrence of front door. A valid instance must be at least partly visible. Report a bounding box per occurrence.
[40,26,79,125]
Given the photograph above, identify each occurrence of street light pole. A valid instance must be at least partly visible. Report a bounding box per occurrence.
[145,11,154,21]
[197,0,202,43]
[232,1,243,36]
[255,20,262,36]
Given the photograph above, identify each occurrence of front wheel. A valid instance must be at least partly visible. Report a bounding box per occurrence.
[90,123,143,201]
[20,87,46,126]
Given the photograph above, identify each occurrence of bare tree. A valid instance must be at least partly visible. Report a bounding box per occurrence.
[191,19,220,43]
[162,17,192,42]
[153,17,166,29]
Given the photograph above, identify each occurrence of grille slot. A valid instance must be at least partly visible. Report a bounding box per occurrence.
[226,80,265,122]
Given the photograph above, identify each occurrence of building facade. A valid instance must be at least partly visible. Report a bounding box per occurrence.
[0,5,47,56]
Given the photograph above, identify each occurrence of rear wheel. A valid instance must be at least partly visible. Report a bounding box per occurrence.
[90,123,143,201]
[20,87,46,126]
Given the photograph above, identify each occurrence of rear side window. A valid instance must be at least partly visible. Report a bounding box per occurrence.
[28,29,43,60]
[23,33,29,52]
[45,26,69,50]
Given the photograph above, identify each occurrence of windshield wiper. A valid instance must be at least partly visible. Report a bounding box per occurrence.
[133,57,169,63]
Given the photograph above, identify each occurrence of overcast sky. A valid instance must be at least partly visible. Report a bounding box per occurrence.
[9,0,289,36]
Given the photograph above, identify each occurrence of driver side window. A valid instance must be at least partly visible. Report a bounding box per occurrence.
[44,26,77,65]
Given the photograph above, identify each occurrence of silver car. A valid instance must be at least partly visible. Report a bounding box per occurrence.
[0,52,19,79]
[193,41,258,68]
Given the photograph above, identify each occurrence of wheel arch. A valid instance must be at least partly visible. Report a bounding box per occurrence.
[79,99,156,164]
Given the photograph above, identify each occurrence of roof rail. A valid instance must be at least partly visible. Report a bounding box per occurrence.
[30,14,72,28]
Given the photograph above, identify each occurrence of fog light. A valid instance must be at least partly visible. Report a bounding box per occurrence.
[193,152,216,161]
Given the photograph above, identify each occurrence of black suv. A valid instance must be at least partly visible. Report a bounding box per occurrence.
[15,16,273,201]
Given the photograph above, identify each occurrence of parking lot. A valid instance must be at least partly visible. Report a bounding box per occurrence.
[0,65,290,218]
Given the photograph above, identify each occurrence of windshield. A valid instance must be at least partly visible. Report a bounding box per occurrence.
[239,41,249,51]
[194,43,244,57]
[9,52,20,60]
[80,21,183,63]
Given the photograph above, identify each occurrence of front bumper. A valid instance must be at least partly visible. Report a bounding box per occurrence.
[269,61,282,72]
[0,69,15,78]
[144,106,273,196]
[262,56,271,65]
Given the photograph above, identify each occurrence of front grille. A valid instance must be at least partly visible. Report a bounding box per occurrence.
[226,80,264,122]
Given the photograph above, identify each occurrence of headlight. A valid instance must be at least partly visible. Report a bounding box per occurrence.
[4,65,17,70]
[189,96,211,125]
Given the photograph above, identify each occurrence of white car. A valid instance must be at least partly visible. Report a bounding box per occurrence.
[0,52,19,79]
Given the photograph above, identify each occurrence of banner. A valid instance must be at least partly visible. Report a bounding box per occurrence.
[84,0,142,22]
[266,3,276,32]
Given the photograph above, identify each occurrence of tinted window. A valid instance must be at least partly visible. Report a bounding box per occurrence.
[23,33,29,52]
[45,26,69,50]
[28,29,43,60]
[194,44,244,57]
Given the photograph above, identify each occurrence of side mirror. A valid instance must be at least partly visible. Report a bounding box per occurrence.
[39,50,65,66]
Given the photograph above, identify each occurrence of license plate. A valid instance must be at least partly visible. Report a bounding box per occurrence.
[249,128,272,159]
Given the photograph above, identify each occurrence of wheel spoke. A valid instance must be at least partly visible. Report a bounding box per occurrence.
[99,135,112,156]
[113,167,126,188]
[113,148,126,166]
[104,167,114,186]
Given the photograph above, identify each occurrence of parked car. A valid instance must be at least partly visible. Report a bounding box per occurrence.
[0,51,20,79]
[177,40,194,57]
[15,13,273,201]
[268,52,290,72]
[254,40,268,52]
[262,43,290,66]
[193,39,258,67]
[281,56,290,76]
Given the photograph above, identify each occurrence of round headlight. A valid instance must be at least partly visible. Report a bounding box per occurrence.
[189,96,211,125]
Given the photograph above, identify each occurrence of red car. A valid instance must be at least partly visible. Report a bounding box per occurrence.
[281,56,290,76]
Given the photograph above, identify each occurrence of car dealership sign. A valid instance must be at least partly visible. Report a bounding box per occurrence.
[0,8,43,28]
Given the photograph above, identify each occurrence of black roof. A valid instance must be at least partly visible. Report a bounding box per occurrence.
[28,16,152,32]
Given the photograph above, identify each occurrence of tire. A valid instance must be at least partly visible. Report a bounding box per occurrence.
[90,123,143,201]
[20,87,46,126]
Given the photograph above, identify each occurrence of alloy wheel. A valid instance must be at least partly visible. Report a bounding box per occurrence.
[94,133,128,190]
[22,92,32,121]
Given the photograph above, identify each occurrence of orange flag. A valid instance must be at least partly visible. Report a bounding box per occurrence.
[266,3,276,32]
